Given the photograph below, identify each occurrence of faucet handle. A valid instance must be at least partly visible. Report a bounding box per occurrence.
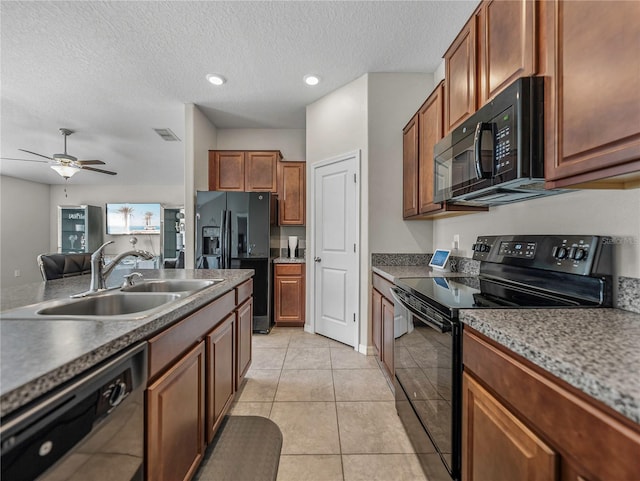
[122,272,144,288]
[92,240,114,260]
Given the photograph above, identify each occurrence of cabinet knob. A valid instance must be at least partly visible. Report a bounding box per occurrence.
[314,257,322,263]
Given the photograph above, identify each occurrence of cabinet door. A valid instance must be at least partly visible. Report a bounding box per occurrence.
[402,114,419,218]
[544,1,640,187]
[206,313,235,443]
[371,288,382,358]
[245,151,278,192]
[478,0,536,104]
[445,17,477,132]
[381,296,395,380]
[418,83,445,214]
[209,151,245,191]
[147,342,205,481]
[274,264,305,326]
[279,161,306,225]
[462,372,558,481]
[236,297,253,389]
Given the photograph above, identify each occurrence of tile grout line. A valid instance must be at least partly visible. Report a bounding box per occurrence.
[329,337,347,481]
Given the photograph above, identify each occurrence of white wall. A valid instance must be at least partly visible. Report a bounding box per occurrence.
[306,74,369,349]
[433,188,640,278]
[368,73,435,254]
[216,129,305,161]
[48,184,183,259]
[185,104,218,268]
[1,176,51,286]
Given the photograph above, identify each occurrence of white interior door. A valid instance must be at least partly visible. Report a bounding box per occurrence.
[312,152,359,347]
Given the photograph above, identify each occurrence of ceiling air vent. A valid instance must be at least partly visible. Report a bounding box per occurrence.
[153,128,181,141]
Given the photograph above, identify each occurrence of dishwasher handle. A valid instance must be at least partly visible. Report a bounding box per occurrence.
[390,288,451,334]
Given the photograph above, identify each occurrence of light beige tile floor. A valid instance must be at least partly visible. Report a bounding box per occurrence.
[229,326,429,481]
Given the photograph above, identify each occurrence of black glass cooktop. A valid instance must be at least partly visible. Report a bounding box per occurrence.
[395,276,591,316]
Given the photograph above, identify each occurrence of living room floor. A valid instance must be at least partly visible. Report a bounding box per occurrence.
[229,327,429,481]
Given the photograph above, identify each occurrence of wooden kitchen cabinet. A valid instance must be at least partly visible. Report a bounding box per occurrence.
[402,114,419,218]
[372,272,395,381]
[371,288,382,357]
[463,327,640,481]
[462,372,557,481]
[542,1,640,189]
[146,281,253,481]
[278,161,306,225]
[444,17,476,132]
[206,313,235,443]
[274,263,305,326]
[208,150,281,192]
[147,342,205,481]
[235,296,253,389]
[403,83,488,219]
[477,0,536,105]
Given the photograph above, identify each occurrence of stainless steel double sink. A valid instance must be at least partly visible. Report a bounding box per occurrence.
[1,279,223,320]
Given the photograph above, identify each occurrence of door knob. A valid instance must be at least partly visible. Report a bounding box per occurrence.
[314,257,322,263]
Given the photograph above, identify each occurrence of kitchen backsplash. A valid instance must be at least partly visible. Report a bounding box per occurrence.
[371,253,639,313]
[618,277,640,314]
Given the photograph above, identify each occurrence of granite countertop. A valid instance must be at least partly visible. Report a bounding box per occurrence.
[460,308,640,424]
[372,265,472,282]
[0,268,253,418]
[273,257,306,264]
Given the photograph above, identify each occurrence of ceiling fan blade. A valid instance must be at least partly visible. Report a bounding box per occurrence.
[77,160,105,165]
[0,157,50,164]
[18,149,54,161]
[80,166,117,175]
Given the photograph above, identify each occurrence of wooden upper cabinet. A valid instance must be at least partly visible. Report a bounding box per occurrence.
[246,151,279,192]
[477,0,536,104]
[402,114,419,217]
[209,151,245,191]
[462,372,558,481]
[445,17,477,133]
[543,1,640,188]
[278,161,306,225]
[208,150,281,191]
[418,82,445,214]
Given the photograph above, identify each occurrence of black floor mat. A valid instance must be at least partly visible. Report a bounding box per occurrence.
[193,415,282,481]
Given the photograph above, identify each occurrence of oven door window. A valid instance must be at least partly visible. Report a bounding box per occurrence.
[395,312,456,473]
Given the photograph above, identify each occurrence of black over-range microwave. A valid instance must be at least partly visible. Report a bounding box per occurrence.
[433,76,564,206]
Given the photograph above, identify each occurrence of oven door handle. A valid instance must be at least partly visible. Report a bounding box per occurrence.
[390,288,451,334]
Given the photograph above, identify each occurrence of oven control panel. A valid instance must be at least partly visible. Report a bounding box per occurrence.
[472,235,612,276]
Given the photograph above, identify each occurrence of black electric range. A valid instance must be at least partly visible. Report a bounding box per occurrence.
[392,235,613,481]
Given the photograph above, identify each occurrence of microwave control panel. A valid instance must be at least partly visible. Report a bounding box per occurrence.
[493,106,515,175]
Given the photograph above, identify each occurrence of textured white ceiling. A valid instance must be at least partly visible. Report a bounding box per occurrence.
[0,0,477,186]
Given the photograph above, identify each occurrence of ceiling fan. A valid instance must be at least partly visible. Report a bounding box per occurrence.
[1,128,117,179]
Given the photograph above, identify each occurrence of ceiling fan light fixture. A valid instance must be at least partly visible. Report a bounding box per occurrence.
[51,164,79,178]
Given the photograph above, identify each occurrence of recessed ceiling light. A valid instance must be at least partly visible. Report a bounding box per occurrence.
[303,74,320,86]
[206,74,226,86]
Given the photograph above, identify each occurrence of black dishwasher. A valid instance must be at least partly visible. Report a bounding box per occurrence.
[1,342,147,481]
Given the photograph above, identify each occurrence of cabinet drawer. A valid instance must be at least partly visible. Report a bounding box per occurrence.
[236,278,253,305]
[372,273,394,301]
[463,328,640,481]
[148,290,235,380]
[275,263,303,276]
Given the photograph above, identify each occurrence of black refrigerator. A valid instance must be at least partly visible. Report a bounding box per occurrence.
[195,191,276,333]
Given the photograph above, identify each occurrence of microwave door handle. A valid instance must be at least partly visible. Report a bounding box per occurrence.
[474,122,494,179]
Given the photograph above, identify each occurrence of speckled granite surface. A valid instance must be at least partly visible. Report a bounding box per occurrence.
[371,253,431,266]
[273,257,306,264]
[372,265,473,282]
[618,276,640,314]
[460,308,640,424]
[0,268,253,418]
